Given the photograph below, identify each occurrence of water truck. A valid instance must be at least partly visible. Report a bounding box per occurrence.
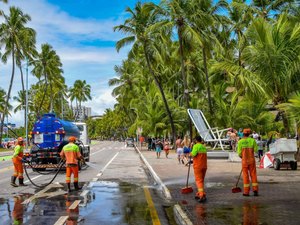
[29,113,90,170]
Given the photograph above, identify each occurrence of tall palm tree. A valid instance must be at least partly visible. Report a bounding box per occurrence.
[114,2,177,142]
[31,43,64,115]
[243,14,300,133]
[69,80,92,121]
[0,6,33,144]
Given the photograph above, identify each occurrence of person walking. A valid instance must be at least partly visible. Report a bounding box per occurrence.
[190,136,207,203]
[257,136,265,162]
[163,138,170,158]
[155,139,163,158]
[11,137,27,187]
[237,128,259,197]
[181,135,191,165]
[175,136,184,164]
[60,136,85,192]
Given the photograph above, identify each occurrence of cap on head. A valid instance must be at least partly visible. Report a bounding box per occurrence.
[243,128,251,135]
[17,137,24,142]
[68,136,77,142]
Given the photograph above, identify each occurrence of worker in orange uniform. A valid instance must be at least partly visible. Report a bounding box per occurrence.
[237,128,259,196]
[11,137,27,187]
[190,136,207,203]
[12,195,24,225]
[60,136,84,192]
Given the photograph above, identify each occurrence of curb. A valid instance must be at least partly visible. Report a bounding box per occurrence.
[135,146,193,225]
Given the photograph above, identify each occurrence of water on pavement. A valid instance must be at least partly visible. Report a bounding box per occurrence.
[0,181,166,225]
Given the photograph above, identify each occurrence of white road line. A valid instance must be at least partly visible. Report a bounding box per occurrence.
[80,190,89,197]
[96,152,119,177]
[24,175,42,183]
[69,200,81,210]
[90,148,106,156]
[54,216,68,225]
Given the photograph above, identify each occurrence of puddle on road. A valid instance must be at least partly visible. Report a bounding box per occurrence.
[0,181,158,225]
[81,181,153,225]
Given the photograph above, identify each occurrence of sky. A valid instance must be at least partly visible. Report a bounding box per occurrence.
[0,0,158,126]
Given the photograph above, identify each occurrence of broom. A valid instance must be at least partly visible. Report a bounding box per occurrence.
[181,157,193,194]
[232,169,242,193]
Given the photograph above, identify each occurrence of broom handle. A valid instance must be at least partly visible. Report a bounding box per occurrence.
[235,169,243,187]
[186,157,191,187]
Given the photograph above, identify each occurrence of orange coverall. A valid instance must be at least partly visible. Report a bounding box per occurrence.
[191,142,207,198]
[237,137,258,195]
[60,143,82,183]
[12,145,24,179]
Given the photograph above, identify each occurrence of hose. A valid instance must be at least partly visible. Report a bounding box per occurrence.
[23,159,65,188]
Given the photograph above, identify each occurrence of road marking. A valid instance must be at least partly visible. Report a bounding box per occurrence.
[54,216,68,225]
[90,148,106,156]
[69,200,81,210]
[97,152,119,176]
[143,187,161,225]
[24,175,42,183]
[80,190,89,197]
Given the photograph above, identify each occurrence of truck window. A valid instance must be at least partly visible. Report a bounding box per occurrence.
[77,125,84,131]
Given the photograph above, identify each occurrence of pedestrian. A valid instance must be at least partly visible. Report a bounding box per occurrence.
[60,136,85,192]
[190,136,207,203]
[147,137,152,151]
[181,135,191,164]
[229,129,238,151]
[257,136,265,162]
[252,131,259,140]
[163,138,171,158]
[11,137,27,187]
[155,139,163,159]
[175,136,184,164]
[237,128,259,196]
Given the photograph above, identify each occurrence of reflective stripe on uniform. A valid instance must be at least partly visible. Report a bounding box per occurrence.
[244,184,250,187]
[252,183,258,186]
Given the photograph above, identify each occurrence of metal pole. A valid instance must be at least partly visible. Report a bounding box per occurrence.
[25,58,29,151]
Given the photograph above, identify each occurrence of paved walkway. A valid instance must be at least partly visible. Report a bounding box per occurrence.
[138,148,300,225]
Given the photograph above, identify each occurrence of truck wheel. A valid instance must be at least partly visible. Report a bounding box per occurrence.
[274,158,281,170]
[290,161,297,170]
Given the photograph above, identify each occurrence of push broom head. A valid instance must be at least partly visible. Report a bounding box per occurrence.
[181,186,193,194]
[232,186,242,193]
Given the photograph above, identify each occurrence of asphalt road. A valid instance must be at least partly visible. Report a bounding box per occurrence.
[0,141,176,225]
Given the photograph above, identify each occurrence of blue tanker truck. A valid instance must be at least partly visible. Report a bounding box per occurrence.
[29,113,90,170]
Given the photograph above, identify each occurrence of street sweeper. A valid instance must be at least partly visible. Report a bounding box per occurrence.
[237,128,259,196]
[190,136,207,203]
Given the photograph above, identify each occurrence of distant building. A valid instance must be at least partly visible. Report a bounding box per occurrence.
[73,106,92,121]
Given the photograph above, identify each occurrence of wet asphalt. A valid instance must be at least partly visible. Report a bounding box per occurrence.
[140,148,300,225]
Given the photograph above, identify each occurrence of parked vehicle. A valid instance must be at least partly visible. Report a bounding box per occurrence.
[29,113,90,170]
[125,138,134,147]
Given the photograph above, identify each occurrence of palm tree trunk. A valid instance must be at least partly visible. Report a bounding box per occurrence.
[19,66,25,92]
[178,25,193,138]
[143,44,176,143]
[0,50,16,144]
[37,80,48,117]
[202,47,213,116]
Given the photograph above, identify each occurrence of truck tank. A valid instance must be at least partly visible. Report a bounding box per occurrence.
[31,113,80,149]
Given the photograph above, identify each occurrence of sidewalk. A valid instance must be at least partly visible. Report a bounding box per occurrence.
[138,148,300,225]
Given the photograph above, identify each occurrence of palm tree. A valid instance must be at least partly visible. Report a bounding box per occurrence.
[69,80,92,121]
[114,2,177,142]
[0,6,33,144]
[242,14,300,133]
[31,43,64,115]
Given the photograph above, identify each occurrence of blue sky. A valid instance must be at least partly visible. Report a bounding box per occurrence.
[0,0,159,126]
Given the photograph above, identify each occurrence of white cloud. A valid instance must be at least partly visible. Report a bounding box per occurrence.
[0,0,131,126]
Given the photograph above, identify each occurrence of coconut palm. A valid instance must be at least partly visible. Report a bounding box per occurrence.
[114,2,177,142]
[31,43,64,115]
[69,80,92,121]
[0,6,33,143]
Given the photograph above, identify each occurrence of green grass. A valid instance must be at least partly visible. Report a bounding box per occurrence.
[0,155,12,161]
